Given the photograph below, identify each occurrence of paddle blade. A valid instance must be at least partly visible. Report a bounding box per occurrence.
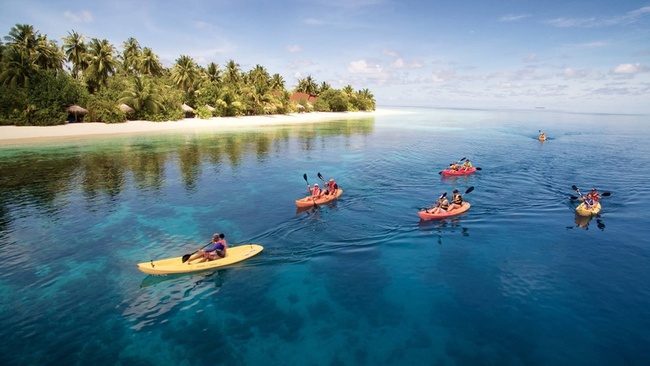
[570,196,579,200]
[303,173,308,183]
[459,157,466,162]
[318,172,324,181]
[602,192,611,197]
[438,171,442,175]
[475,167,482,170]
[181,254,191,263]
[571,185,579,192]
[465,186,474,194]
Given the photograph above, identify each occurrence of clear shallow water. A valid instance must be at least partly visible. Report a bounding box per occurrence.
[1,108,650,365]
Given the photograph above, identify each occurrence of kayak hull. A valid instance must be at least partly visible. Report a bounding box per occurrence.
[137,244,263,275]
[295,188,343,207]
[575,202,601,216]
[440,167,476,176]
[419,202,471,220]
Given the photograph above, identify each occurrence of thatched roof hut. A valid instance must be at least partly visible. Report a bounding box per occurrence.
[66,104,88,114]
[118,103,135,114]
[205,104,216,112]
[66,104,88,122]
[181,103,194,112]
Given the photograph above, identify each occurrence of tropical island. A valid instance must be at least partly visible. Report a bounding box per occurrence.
[0,24,376,127]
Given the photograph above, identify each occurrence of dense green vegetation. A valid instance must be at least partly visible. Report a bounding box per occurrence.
[0,24,376,126]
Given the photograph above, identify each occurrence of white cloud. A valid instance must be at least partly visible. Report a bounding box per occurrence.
[499,14,530,22]
[612,63,647,75]
[390,57,423,69]
[347,59,382,74]
[546,6,650,28]
[63,10,93,23]
[303,18,325,25]
[286,45,302,53]
[561,68,589,79]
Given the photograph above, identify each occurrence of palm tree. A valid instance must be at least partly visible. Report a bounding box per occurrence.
[296,75,318,96]
[4,24,38,50]
[342,84,355,97]
[270,73,285,91]
[118,76,162,116]
[0,46,37,87]
[170,55,198,96]
[223,59,241,86]
[248,64,270,87]
[205,62,222,84]
[120,37,141,76]
[319,81,331,94]
[62,30,87,79]
[85,38,118,92]
[139,47,163,77]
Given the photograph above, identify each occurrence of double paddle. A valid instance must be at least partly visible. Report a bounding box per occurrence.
[303,173,318,207]
[425,186,474,211]
[569,185,611,200]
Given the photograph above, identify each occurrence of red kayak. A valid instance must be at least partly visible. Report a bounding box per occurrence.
[418,202,471,220]
[440,167,477,176]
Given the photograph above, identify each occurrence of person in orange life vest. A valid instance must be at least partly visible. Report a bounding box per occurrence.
[308,183,322,198]
[325,178,338,195]
[447,189,463,212]
[449,162,460,171]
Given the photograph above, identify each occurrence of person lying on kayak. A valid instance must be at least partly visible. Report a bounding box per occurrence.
[324,178,338,196]
[460,160,472,171]
[308,183,322,198]
[187,233,227,263]
[427,195,449,214]
[449,162,460,171]
[447,189,463,212]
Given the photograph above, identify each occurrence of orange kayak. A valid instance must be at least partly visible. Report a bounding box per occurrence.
[418,202,471,220]
[295,188,343,207]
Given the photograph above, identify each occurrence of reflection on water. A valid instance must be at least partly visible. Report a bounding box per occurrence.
[0,119,373,224]
[568,213,606,231]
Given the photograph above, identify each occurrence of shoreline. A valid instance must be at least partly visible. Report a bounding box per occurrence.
[0,108,408,145]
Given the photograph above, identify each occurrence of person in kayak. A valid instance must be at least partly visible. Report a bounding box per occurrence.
[447,189,463,212]
[308,183,322,198]
[539,131,546,140]
[460,160,472,171]
[324,178,338,196]
[449,162,460,171]
[187,233,227,263]
[427,194,449,214]
[583,188,601,208]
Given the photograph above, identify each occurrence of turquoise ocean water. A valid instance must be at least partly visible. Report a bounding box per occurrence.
[1,107,649,365]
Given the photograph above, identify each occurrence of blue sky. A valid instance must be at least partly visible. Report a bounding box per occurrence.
[2,0,649,113]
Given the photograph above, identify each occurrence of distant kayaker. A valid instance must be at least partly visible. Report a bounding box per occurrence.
[539,131,546,140]
[308,183,322,198]
[187,233,227,263]
[461,160,472,171]
[427,194,449,214]
[449,162,460,171]
[447,189,463,212]
[583,188,601,208]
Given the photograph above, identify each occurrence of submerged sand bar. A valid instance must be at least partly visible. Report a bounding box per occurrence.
[0,109,407,145]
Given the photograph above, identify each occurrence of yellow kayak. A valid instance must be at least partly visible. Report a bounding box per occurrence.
[539,136,547,141]
[575,202,601,216]
[137,244,263,275]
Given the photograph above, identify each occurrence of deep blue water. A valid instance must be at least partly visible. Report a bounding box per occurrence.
[1,107,650,365]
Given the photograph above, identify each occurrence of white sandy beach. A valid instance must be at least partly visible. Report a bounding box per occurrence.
[0,108,407,145]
